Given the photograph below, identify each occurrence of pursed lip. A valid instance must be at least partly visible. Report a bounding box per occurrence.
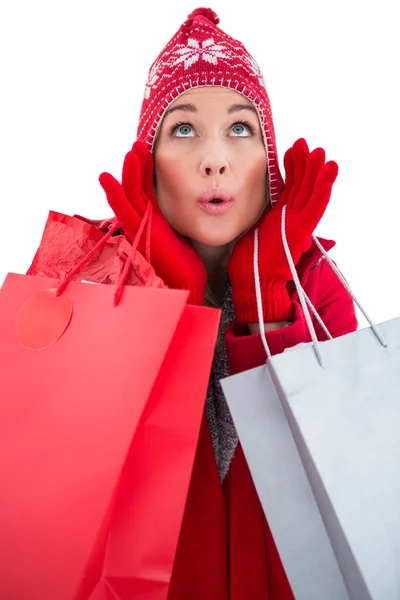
[196,189,235,205]
[196,189,236,215]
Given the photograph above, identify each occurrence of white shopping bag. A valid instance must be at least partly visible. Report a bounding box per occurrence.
[221,361,351,599]
[221,210,399,600]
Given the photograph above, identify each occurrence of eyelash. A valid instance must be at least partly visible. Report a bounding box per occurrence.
[169,119,256,137]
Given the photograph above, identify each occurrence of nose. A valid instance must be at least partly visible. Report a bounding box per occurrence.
[199,147,229,178]
[204,165,226,176]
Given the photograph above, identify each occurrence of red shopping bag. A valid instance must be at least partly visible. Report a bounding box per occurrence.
[87,304,219,600]
[0,273,220,600]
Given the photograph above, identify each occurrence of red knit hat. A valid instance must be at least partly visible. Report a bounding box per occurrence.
[136,7,284,206]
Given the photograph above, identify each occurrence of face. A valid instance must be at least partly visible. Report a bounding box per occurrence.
[153,87,268,248]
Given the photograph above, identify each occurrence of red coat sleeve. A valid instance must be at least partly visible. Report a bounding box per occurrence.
[311,256,358,340]
[225,257,358,375]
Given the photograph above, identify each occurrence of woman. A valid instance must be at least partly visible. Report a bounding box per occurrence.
[25,6,356,599]
[97,7,357,599]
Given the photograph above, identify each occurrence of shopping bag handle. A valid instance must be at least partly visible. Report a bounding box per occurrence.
[254,206,387,367]
[55,202,153,307]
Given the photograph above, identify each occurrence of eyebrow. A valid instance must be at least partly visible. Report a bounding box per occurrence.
[164,102,258,118]
[228,103,258,115]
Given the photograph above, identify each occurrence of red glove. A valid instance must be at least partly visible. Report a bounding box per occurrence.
[228,138,338,323]
[99,141,207,306]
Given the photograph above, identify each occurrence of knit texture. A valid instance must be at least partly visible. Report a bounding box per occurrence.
[233,277,293,324]
[205,278,238,481]
[136,7,284,206]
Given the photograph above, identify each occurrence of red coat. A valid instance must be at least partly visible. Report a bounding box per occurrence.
[167,239,358,600]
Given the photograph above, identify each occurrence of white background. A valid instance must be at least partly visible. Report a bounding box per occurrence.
[1,0,398,326]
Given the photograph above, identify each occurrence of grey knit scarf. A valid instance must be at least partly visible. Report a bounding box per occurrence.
[205,279,239,482]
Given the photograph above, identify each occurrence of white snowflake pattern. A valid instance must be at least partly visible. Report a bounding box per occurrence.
[170,37,229,70]
[144,60,163,99]
[244,56,267,88]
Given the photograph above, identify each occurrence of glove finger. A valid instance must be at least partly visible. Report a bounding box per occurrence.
[292,138,310,187]
[278,148,293,206]
[132,140,152,183]
[283,147,294,187]
[276,147,293,207]
[292,147,326,212]
[99,172,141,241]
[129,140,159,210]
[143,147,158,208]
[302,160,338,227]
[121,150,147,215]
[287,138,310,205]
[132,139,149,161]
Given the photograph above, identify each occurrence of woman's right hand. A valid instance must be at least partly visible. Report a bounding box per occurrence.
[99,141,207,306]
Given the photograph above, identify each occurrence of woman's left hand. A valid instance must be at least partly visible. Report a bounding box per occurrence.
[228,138,338,323]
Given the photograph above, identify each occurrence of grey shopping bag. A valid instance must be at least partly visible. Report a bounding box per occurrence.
[270,317,400,600]
[223,319,400,600]
[222,215,399,600]
[221,359,350,600]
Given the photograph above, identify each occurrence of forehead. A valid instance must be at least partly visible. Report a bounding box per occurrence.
[168,86,254,109]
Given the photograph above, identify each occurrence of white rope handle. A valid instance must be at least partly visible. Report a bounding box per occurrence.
[280,207,325,367]
[254,228,272,359]
[311,235,387,347]
[253,210,324,367]
[302,287,333,341]
[253,205,388,369]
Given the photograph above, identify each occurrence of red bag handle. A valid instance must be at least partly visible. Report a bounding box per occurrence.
[55,203,153,307]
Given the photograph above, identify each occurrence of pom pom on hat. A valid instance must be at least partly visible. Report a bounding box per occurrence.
[137,6,285,205]
[185,7,220,25]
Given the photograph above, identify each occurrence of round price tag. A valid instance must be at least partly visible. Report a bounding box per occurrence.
[16,288,73,350]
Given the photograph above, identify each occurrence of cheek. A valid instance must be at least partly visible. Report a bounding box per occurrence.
[236,156,268,227]
[244,153,268,183]
[154,154,174,190]
[153,154,193,227]
[154,156,179,205]
[241,155,268,203]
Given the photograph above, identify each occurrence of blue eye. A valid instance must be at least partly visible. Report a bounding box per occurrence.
[172,123,194,137]
[231,122,253,137]
[169,120,255,138]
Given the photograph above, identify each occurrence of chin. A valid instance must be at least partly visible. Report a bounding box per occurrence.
[188,227,242,248]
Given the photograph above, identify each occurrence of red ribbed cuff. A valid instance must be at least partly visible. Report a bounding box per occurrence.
[232,278,293,324]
